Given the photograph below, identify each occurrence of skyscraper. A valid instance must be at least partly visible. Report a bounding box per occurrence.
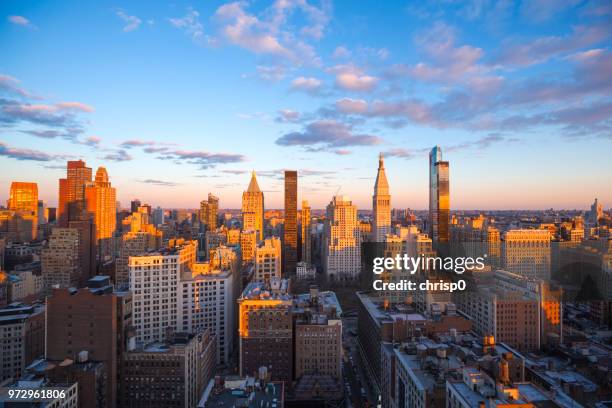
[58,160,92,227]
[323,195,361,281]
[85,167,116,258]
[255,237,282,282]
[301,200,311,264]
[284,170,298,275]
[7,182,38,240]
[372,153,391,242]
[429,146,450,244]
[242,171,264,241]
[199,193,219,231]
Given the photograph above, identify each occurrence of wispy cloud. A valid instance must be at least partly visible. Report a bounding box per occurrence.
[169,8,206,43]
[138,179,180,187]
[8,15,33,27]
[116,10,142,32]
[103,149,133,161]
[0,141,66,162]
[290,77,323,94]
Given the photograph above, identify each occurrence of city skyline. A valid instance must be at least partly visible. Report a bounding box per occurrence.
[1,0,612,209]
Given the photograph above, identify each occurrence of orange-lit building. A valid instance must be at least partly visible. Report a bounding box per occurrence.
[58,160,92,227]
[85,167,116,258]
[5,182,39,241]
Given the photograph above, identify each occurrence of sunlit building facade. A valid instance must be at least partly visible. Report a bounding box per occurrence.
[58,160,92,227]
[373,153,391,242]
[429,146,450,244]
[242,171,264,241]
[85,167,116,258]
[283,170,298,275]
[255,236,282,282]
[323,195,361,281]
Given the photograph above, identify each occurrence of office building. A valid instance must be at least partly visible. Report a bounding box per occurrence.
[7,182,38,240]
[301,200,312,264]
[200,193,219,231]
[242,171,264,241]
[504,229,551,280]
[0,303,45,382]
[46,276,132,408]
[122,330,215,408]
[323,195,361,281]
[254,237,282,282]
[58,160,92,227]
[429,146,450,244]
[85,167,116,258]
[238,279,293,382]
[373,153,391,242]
[283,170,298,275]
[129,240,197,344]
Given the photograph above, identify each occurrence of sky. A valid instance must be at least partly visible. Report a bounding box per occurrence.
[0,0,611,210]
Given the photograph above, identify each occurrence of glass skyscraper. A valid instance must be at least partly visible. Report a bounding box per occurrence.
[429,146,450,244]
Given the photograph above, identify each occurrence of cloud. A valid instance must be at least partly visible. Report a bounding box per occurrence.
[520,0,581,22]
[254,65,286,82]
[103,149,133,161]
[116,10,142,32]
[220,169,247,175]
[332,46,351,59]
[82,136,101,146]
[0,141,65,162]
[276,109,301,123]
[212,1,327,66]
[0,75,35,98]
[120,139,157,148]
[0,99,93,128]
[493,25,610,68]
[8,15,32,27]
[335,98,368,114]
[169,8,206,42]
[329,65,378,92]
[333,149,352,155]
[139,179,180,187]
[276,119,382,149]
[290,76,322,93]
[151,148,247,169]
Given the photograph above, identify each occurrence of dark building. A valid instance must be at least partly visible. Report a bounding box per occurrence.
[283,170,298,275]
[46,276,132,408]
[121,330,215,408]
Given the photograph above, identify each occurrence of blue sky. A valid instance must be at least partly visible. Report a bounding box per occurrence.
[0,0,611,210]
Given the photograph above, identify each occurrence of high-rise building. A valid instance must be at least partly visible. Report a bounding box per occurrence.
[130,199,141,214]
[255,237,282,282]
[46,276,132,408]
[0,303,45,382]
[323,196,361,281]
[58,160,92,227]
[242,171,264,241]
[429,146,450,244]
[199,193,219,231]
[179,254,238,365]
[283,170,298,275]
[8,182,39,240]
[301,200,312,264]
[238,279,293,381]
[122,330,215,408]
[42,228,82,289]
[240,229,257,265]
[504,229,551,280]
[129,240,197,344]
[85,167,116,258]
[372,153,391,242]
